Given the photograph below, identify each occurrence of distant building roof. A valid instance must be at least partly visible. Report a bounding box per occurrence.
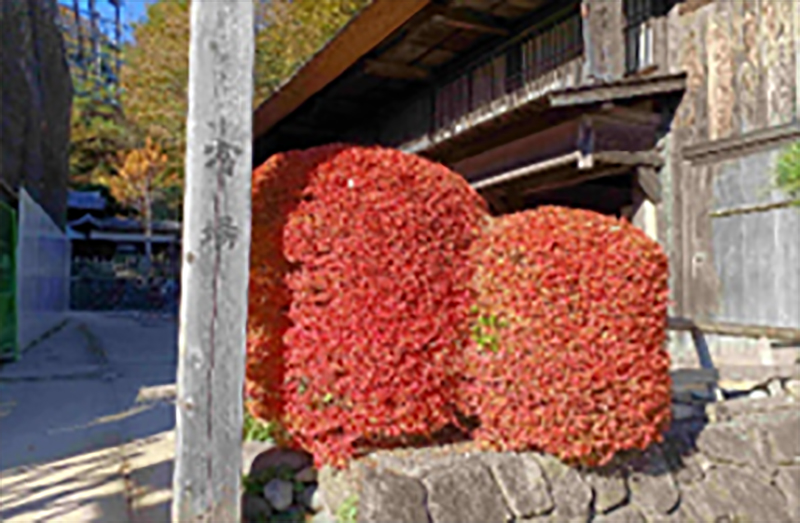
[68,190,107,210]
[68,213,181,233]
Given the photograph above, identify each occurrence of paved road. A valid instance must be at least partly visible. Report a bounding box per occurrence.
[0,312,178,522]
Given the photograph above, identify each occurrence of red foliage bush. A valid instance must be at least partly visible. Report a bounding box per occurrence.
[462,206,671,467]
[247,144,347,435]
[247,144,488,467]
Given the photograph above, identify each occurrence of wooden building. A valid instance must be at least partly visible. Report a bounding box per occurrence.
[253,0,800,366]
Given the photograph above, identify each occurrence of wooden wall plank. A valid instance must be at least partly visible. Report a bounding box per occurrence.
[795,0,800,121]
[709,148,800,331]
[706,1,734,141]
[581,0,625,81]
[761,0,796,127]
[776,206,800,328]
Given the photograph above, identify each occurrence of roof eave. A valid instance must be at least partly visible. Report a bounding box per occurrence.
[252,0,432,140]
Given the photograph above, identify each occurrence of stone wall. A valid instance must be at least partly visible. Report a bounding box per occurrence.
[302,369,800,523]
[0,0,72,229]
[240,366,800,522]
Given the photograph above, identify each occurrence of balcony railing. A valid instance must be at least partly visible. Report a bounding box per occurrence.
[433,10,584,132]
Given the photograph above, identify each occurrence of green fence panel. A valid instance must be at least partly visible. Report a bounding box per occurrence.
[0,202,18,360]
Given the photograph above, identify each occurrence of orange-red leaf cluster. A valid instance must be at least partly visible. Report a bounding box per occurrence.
[462,207,672,466]
[248,143,672,469]
[247,144,488,467]
[247,144,346,433]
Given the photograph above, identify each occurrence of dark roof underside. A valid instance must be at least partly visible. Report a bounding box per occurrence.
[253,0,569,164]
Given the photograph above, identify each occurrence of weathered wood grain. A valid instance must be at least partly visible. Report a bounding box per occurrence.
[708,147,800,342]
[709,199,797,218]
[761,0,794,127]
[668,316,800,343]
[582,0,625,81]
[796,0,800,121]
[706,2,733,141]
[172,1,254,522]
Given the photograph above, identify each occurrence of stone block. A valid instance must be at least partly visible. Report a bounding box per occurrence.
[241,493,272,523]
[775,466,800,523]
[317,462,367,517]
[764,410,800,465]
[583,466,629,514]
[705,466,790,522]
[695,423,765,470]
[423,461,509,523]
[626,447,680,516]
[532,453,592,520]
[249,446,312,476]
[487,453,553,518]
[592,504,646,523]
[359,469,429,523]
[263,478,294,511]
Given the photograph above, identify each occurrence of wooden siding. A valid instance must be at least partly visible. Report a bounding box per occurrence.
[710,150,800,329]
[433,9,583,131]
[660,0,799,358]
[351,4,585,151]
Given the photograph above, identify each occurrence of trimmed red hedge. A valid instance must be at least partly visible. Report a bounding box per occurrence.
[247,144,347,440]
[247,144,488,467]
[462,206,672,466]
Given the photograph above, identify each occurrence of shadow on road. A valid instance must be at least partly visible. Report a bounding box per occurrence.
[0,312,178,522]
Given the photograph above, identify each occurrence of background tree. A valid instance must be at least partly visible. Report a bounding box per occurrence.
[98,137,176,268]
[253,0,371,102]
[120,0,370,172]
[58,3,137,187]
[66,0,369,222]
[120,0,191,221]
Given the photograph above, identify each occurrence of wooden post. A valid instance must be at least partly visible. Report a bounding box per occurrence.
[172,1,254,522]
[581,0,625,82]
[631,167,659,240]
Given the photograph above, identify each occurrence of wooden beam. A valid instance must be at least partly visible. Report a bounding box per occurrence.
[668,316,800,343]
[520,165,631,196]
[280,122,340,139]
[635,165,662,203]
[591,150,664,168]
[253,0,431,138]
[363,59,430,80]
[431,7,510,36]
[548,73,687,108]
[599,103,664,127]
[507,0,547,8]
[470,151,582,190]
[682,122,800,166]
[709,199,799,218]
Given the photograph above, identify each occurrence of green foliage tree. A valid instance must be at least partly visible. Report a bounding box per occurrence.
[118,0,369,219]
[97,137,178,266]
[119,0,190,222]
[776,142,800,205]
[63,0,369,220]
[58,4,137,187]
[253,0,371,103]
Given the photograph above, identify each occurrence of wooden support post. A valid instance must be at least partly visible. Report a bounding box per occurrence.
[580,0,625,82]
[631,168,659,240]
[172,1,254,521]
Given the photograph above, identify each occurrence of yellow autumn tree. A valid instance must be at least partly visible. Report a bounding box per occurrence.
[121,0,370,175]
[253,0,371,102]
[99,137,177,267]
